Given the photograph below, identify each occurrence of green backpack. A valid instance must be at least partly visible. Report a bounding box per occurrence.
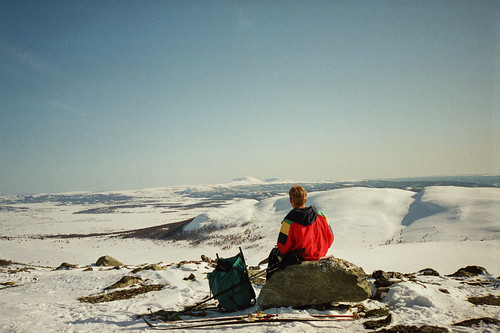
[207,249,256,312]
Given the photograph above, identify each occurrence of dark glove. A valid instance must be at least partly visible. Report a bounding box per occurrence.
[279,248,305,268]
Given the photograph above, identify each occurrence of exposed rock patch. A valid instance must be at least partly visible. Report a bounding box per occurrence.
[106,276,142,290]
[55,262,79,270]
[0,281,17,289]
[467,294,500,306]
[131,264,164,273]
[95,255,123,267]
[183,273,196,281]
[375,325,449,332]
[79,284,166,303]
[363,314,392,329]
[447,265,488,278]
[372,270,407,287]
[0,259,14,266]
[364,307,391,318]
[418,268,440,276]
[453,317,500,327]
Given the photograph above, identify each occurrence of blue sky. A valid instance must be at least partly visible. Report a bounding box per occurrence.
[1,1,499,195]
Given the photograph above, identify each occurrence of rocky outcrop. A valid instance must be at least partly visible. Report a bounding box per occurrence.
[447,265,488,278]
[105,275,142,290]
[372,270,406,287]
[375,324,449,332]
[55,262,79,270]
[257,257,371,309]
[131,264,164,273]
[418,268,440,276]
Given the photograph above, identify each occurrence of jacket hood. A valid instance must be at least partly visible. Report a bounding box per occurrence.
[284,206,319,226]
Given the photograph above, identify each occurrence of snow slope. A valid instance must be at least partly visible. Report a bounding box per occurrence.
[402,186,500,242]
[184,186,500,275]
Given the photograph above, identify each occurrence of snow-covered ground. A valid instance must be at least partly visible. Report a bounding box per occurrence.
[1,179,499,332]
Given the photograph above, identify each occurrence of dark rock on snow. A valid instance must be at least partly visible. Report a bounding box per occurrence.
[183,273,196,281]
[418,268,440,276]
[105,276,142,290]
[372,287,391,301]
[372,270,406,280]
[201,254,215,264]
[453,317,500,327]
[257,257,371,309]
[374,276,396,287]
[131,264,164,273]
[363,314,392,329]
[467,294,500,306]
[364,307,391,318]
[372,270,406,287]
[56,262,78,270]
[79,284,165,303]
[95,255,123,267]
[447,265,488,278]
[375,325,449,332]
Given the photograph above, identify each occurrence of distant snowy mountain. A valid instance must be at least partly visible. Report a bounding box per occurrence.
[230,176,265,184]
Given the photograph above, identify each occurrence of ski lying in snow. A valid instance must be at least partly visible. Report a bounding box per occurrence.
[142,311,358,330]
[143,308,358,326]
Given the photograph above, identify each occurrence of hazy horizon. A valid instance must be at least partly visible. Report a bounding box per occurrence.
[2,1,498,195]
[1,172,499,197]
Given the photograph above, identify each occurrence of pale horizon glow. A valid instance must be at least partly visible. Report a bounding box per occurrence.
[1,1,499,195]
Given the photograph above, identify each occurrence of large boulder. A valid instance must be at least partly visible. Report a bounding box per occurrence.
[257,257,371,309]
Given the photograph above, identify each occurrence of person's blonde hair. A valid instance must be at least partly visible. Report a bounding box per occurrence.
[289,185,307,206]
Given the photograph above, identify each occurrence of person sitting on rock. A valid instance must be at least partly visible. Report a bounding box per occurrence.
[267,185,334,279]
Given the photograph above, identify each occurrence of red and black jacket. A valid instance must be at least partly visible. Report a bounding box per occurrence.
[277,206,334,261]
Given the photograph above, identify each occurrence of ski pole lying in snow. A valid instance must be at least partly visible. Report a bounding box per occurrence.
[143,310,359,330]
[248,265,273,282]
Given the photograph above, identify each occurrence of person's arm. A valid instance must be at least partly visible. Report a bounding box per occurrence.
[320,211,334,247]
[277,219,294,254]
